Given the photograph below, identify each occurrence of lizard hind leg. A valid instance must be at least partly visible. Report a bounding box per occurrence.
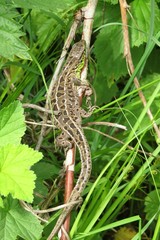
[55,131,73,149]
[80,105,97,118]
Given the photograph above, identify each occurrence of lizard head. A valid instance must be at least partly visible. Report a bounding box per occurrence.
[64,40,86,79]
[73,40,86,79]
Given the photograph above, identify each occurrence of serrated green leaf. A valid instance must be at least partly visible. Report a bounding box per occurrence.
[0,4,17,18]
[94,26,127,83]
[34,180,48,205]
[144,190,160,221]
[0,196,43,240]
[12,0,75,11]
[32,162,59,180]
[0,6,31,61]
[130,0,160,47]
[93,71,118,105]
[0,197,4,208]
[0,144,43,202]
[0,101,26,147]
[32,162,59,204]
[150,172,160,188]
[123,73,160,130]
[30,11,64,52]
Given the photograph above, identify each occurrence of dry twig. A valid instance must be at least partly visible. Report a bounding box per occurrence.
[119,0,160,139]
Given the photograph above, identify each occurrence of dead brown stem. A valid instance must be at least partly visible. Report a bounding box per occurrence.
[119,0,160,139]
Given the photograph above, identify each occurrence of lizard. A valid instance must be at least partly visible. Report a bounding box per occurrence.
[48,40,93,239]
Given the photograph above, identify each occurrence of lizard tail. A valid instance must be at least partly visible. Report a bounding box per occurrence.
[48,128,91,239]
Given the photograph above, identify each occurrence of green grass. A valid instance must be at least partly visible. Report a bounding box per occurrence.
[0,1,160,240]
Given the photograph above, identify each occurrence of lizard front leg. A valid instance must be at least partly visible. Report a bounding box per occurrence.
[78,84,97,118]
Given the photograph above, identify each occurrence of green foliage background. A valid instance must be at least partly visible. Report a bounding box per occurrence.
[0,0,160,239]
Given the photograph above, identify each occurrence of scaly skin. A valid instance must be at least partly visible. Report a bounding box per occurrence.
[48,40,92,239]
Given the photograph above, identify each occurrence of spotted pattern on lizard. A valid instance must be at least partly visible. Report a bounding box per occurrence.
[48,40,93,239]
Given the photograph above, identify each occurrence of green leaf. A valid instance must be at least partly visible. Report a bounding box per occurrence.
[93,71,118,105]
[0,101,26,147]
[0,144,43,202]
[12,0,75,11]
[130,0,160,47]
[144,190,160,221]
[0,196,4,208]
[0,5,31,61]
[32,162,59,204]
[94,25,127,83]
[0,196,43,240]
[33,179,49,205]
[30,11,64,52]
[123,74,160,130]
[32,162,59,180]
